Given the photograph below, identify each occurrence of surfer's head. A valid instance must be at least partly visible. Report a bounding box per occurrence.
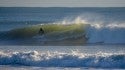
[39,28,44,35]
[40,28,43,31]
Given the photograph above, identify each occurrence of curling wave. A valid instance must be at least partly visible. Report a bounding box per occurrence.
[0,50,125,68]
[0,21,87,45]
[0,17,125,44]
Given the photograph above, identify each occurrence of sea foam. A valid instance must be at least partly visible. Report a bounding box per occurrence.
[0,50,125,68]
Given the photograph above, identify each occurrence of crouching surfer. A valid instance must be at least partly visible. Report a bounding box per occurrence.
[39,28,44,35]
[31,27,46,44]
[34,28,46,43]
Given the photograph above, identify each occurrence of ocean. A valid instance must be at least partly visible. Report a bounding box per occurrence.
[0,7,125,70]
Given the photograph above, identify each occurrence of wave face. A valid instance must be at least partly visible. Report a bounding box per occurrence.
[0,17,125,45]
[0,50,125,68]
[0,23,85,41]
[0,19,87,46]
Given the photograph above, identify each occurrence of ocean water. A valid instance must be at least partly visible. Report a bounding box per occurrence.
[0,45,125,70]
[0,7,125,70]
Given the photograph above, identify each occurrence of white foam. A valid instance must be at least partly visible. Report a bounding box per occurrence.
[0,50,125,68]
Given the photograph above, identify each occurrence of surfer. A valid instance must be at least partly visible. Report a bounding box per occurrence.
[39,28,44,35]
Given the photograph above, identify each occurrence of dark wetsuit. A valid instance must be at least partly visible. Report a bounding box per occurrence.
[39,28,44,35]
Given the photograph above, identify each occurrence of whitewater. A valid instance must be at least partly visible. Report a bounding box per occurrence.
[0,50,125,68]
[85,19,125,44]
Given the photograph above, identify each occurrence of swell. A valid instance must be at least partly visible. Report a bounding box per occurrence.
[0,50,125,68]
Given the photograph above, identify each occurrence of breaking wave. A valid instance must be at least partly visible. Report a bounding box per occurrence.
[0,50,125,68]
[85,21,125,44]
[0,17,125,44]
[0,18,86,45]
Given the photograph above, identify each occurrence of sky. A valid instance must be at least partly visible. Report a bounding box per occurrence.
[0,0,125,7]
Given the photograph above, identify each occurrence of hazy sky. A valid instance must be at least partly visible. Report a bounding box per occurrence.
[0,0,125,7]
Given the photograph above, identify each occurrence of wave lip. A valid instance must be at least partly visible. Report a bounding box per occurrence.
[0,51,125,68]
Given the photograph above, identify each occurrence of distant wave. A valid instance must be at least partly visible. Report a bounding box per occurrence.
[0,50,125,68]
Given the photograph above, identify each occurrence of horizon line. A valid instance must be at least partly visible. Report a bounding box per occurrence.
[0,6,125,8]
